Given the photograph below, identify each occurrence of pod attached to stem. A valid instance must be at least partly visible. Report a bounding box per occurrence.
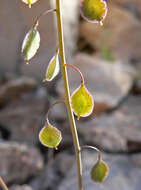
[81,145,109,183]
[65,64,94,120]
[39,100,64,149]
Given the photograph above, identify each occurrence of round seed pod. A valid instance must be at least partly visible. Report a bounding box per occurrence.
[80,0,107,24]
[39,121,62,149]
[91,160,109,183]
[71,83,94,120]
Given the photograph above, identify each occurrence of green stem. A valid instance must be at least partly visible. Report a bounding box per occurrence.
[55,0,83,190]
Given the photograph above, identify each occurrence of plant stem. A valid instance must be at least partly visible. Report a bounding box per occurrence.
[0,177,9,190]
[55,0,83,190]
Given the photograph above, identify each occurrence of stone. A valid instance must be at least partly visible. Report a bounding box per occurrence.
[57,54,136,114]
[0,87,48,144]
[131,154,141,168]
[134,0,141,18]
[58,152,141,190]
[78,96,141,152]
[0,142,43,184]
[109,0,141,18]
[49,101,67,122]
[30,151,74,190]
[10,185,33,190]
[80,4,141,62]
[132,79,141,95]
[54,151,74,176]
[0,0,56,79]
[0,76,37,106]
[108,0,130,6]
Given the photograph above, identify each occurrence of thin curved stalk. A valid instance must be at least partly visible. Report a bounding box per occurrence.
[81,145,102,161]
[64,64,85,85]
[33,8,56,28]
[46,99,65,121]
[55,0,83,190]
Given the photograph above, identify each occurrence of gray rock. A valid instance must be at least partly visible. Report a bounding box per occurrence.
[57,54,136,113]
[10,185,33,190]
[0,87,48,144]
[0,76,37,106]
[78,96,141,152]
[80,4,141,62]
[109,0,141,18]
[0,0,56,79]
[0,142,43,184]
[58,152,141,190]
[132,79,141,95]
[131,154,141,168]
[49,101,67,122]
[30,151,74,190]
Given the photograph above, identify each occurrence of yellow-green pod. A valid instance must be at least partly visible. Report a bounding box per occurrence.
[43,49,60,82]
[21,28,40,64]
[80,0,107,24]
[91,160,109,183]
[39,121,62,149]
[71,83,94,120]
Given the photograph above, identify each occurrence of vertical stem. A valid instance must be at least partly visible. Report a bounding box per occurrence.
[0,177,9,190]
[55,0,83,190]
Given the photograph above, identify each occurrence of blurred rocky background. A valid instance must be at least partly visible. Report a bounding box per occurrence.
[0,0,141,190]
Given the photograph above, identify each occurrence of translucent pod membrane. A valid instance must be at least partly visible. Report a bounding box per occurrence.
[71,83,94,120]
[91,160,109,183]
[22,0,39,8]
[80,0,107,24]
[39,121,62,149]
[43,49,60,82]
[21,28,40,64]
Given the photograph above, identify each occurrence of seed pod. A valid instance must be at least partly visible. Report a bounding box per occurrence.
[21,28,40,64]
[80,0,107,24]
[43,49,60,82]
[91,160,109,183]
[71,83,94,120]
[22,0,39,8]
[39,121,62,149]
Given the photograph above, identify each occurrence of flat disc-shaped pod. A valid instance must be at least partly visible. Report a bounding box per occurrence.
[39,121,62,149]
[43,49,60,82]
[22,28,40,64]
[80,0,107,24]
[91,160,109,183]
[22,0,39,8]
[71,83,94,120]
